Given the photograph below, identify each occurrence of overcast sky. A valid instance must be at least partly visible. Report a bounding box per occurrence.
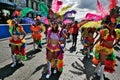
[62,0,120,21]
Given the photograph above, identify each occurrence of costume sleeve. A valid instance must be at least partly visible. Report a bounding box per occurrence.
[9,26,13,35]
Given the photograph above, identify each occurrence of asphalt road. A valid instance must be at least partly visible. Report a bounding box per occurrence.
[0,33,120,80]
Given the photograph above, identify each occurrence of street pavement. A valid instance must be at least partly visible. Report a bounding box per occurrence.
[0,32,120,80]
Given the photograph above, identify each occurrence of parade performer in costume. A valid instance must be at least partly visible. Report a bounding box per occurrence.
[46,22,64,78]
[30,23,42,51]
[77,20,95,57]
[8,20,26,67]
[82,27,98,58]
[92,22,120,80]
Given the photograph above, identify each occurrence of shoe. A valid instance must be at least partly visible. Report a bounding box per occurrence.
[87,55,90,58]
[18,59,22,64]
[53,69,57,74]
[38,44,42,48]
[94,63,101,76]
[37,45,42,50]
[11,62,16,67]
[96,69,101,76]
[46,72,51,79]
[39,45,42,48]
[87,54,90,58]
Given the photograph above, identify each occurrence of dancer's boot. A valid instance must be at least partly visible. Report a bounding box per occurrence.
[46,61,52,79]
[100,65,105,80]
[11,54,16,67]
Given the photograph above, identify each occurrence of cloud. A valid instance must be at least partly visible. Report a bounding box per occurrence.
[62,0,120,21]
[79,0,108,10]
[74,8,96,21]
[63,0,120,10]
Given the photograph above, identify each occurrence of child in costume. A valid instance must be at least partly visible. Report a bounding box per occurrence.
[8,20,26,67]
[82,27,98,58]
[92,22,120,80]
[30,23,42,51]
[80,20,98,58]
[46,22,64,79]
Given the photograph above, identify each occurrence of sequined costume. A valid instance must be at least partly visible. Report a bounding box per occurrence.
[30,25,42,48]
[46,28,64,72]
[93,29,120,73]
[9,25,27,61]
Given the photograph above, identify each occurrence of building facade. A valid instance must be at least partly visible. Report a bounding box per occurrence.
[0,0,53,23]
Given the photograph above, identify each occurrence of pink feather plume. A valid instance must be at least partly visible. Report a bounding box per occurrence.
[85,13,102,21]
[51,0,63,13]
[96,0,108,18]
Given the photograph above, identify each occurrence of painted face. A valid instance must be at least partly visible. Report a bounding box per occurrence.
[12,21,16,26]
[52,23,57,29]
[12,21,15,24]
